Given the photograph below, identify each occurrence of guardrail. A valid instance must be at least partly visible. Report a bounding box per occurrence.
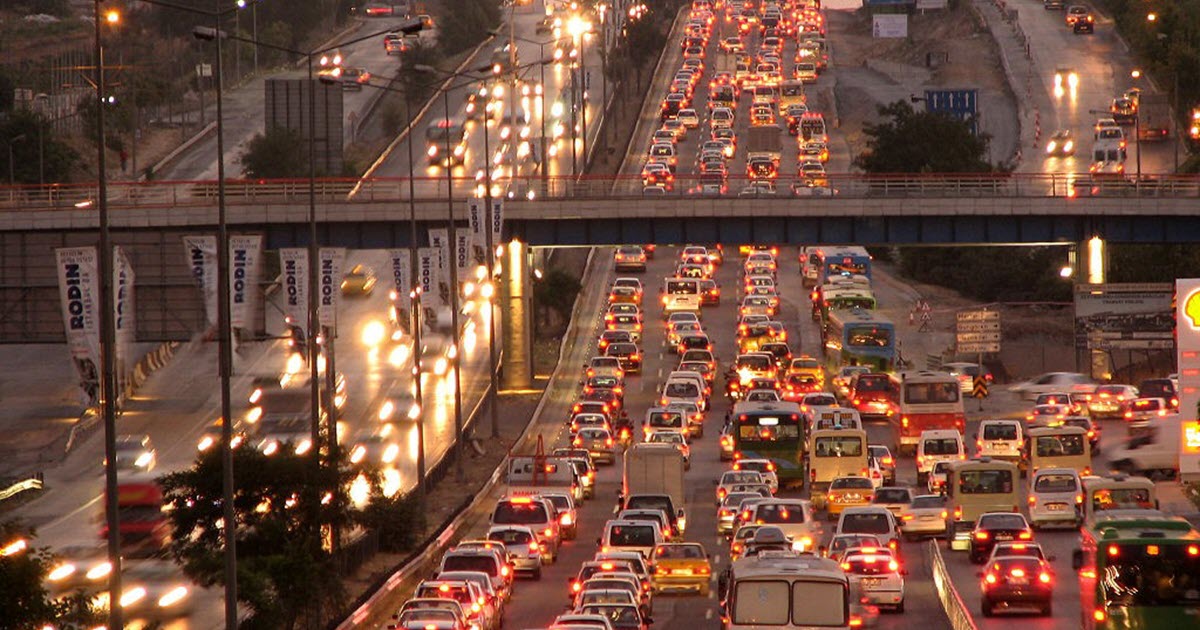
[0,472,45,503]
[929,540,979,630]
[2,172,1198,212]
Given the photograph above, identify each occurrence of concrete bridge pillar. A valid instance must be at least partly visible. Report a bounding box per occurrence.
[501,239,533,389]
[1082,236,1112,380]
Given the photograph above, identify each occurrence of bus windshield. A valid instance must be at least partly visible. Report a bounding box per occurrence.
[1035,435,1086,457]
[904,382,959,403]
[846,325,891,347]
[1091,487,1155,512]
[813,436,863,457]
[958,469,1014,494]
[738,416,801,442]
[1102,545,1200,606]
[831,296,875,310]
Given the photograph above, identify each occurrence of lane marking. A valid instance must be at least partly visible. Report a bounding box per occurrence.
[706,609,714,619]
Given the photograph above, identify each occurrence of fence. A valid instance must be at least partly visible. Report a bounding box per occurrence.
[929,541,980,630]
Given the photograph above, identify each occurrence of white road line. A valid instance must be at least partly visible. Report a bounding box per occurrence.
[706,609,714,618]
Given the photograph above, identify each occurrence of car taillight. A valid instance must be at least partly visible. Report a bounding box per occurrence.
[1018,531,1032,540]
[500,565,510,577]
[954,506,962,520]
[975,531,988,541]
[984,573,997,585]
[544,527,554,537]
[529,541,539,551]
[1039,572,1052,584]
[561,513,573,526]
[572,581,582,593]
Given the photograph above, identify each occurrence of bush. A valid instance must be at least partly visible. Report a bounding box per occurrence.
[239,126,309,178]
[355,488,426,552]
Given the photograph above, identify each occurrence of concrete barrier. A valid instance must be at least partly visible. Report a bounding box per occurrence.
[929,540,980,630]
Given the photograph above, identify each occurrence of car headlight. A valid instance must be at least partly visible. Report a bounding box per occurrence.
[158,586,189,608]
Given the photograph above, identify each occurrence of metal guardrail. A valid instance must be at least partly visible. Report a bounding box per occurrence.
[2,172,1198,212]
[0,472,45,503]
[929,540,980,630]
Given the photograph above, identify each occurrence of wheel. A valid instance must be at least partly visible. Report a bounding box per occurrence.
[1041,600,1053,616]
[981,599,994,617]
[700,584,710,597]
[895,600,905,614]
[533,567,542,580]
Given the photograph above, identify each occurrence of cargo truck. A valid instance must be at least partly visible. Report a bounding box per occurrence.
[100,473,169,555]
[622,443,688,533]
[1137,93,1171,141]
[745,125,783,164]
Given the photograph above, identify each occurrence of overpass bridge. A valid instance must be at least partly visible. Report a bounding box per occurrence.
[1,173,1196,345]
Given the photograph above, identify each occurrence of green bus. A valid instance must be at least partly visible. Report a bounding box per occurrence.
[822,308,895,372]
[1073,513,1200,628]
[730,401,805,489]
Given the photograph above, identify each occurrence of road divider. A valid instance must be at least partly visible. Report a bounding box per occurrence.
[929,540,979,630]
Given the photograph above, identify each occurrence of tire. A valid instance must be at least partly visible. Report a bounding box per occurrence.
[533,567,542,580]
[1041,600,1053,616]
[895,600,905,614]
[700,584,711,597]
[981,599,993,617]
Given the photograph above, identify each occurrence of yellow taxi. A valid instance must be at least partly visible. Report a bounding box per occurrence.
[737,323,774,354]
[650,542,711,596]
[825,476,874,516]
[787,355,824,384]
[608,285,642,306]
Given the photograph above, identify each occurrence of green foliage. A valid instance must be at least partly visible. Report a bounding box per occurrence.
[354,480,426,553]
[0,520,103,628]
[534,268,582,332]
[158,446,355,625]
[398,40,443,108]
[855,100,996,173]
[0,110,79,185]
[1107,244,1200,282]
[436,0,501,56]
[22,0,71,17]
[238,126,309,178]
[897,247,1071,303]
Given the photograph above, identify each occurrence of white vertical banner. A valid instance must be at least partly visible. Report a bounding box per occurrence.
[490,199,504,250]
[279,248,309,324]
[467,199,486,266]
[1176,279,1200,482]
[388,249,411,296]
[455,232,472,280]
[229,234,262,330]
[182,235,217,329]
[428,227,450,303]
[56,247,102,406]
[113,246,134,400]
[417,247,439,310]
[318,247,347,328]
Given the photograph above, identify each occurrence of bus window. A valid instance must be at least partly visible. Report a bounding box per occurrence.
[846,325,891,348]
[791,581,848,626]
[733,580,790,624]
[738,418,800,441]
[1102,546,1200,607]
[813,436,863,457]
[958,469,1013,494]
[1091,487,1155,512]
[904,382,959,403]
[1035,435,1085,457]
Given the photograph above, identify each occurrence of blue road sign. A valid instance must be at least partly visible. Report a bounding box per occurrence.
[924,89,979,135]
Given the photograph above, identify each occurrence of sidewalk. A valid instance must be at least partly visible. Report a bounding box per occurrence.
[971,0,1047,170]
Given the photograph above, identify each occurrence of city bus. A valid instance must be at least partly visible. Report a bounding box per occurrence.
[892,371,965,456]
[944,459,1019,548]
[815,246,872,286]
[823,308,895,372]
[1073,514,1200,629]
[731,401,806,489]
[807,425,869,493]
[813,281,876,324]
[720,550,852,628]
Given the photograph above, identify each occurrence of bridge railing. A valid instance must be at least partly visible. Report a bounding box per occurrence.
[2,173,1198,211]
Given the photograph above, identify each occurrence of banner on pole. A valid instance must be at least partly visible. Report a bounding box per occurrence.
[417,247,439,310]
[279,248,309,325]
[428,227,450,304]
[318,248,346,328]
[388,249,411,296]
[113,246,134,400]
[182,235,217,328]
[456,232,472,280]
[56,246,102,406]
[468,199,486,265]
[490,199,504,249]
[229,235,262,329]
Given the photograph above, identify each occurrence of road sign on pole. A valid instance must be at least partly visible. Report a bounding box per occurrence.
[956,309,1001,355]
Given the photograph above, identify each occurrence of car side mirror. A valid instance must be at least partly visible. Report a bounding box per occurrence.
[1071,549,1083,570]
[677,508,685,518]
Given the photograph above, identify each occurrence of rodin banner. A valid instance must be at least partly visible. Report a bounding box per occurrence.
[467,199,486,266]
[183,235,217,328]
[56,247,102,406]
[388,249,411,296]
[428,227,450,301]
[456,232,472,280]
[318,247,346,328]
[279,248,309,324]
[490,199,504,249]
[229,235,263,330]
[418,247,438,310]
[113,246,135,399]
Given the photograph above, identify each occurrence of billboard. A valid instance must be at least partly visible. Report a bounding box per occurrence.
[1177,279,1200,482]
[1074,283,1174,350]
[56,247,102,406]
[872,14,907,38]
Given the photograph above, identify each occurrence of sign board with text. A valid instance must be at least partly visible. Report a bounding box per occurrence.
[1075,283,1174,351]
[956,309,1000,355]
[1177,279,1200,482]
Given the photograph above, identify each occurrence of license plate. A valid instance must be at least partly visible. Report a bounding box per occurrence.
[995,533,1014,540]
[1008,576,1028,585]
[670,569,691,575]
[1047,503,1067,511]
[919,514,937,520]
[860,578,882,589]
[989,442,1008,450]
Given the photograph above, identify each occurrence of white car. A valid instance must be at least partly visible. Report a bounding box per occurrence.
[733,458,779,493]
[716,470,766,505]
[975,419,1024,461]
[1010,372,1094,401]
[915,429,964,483]
[1028,467,1083,529]
[486,525,543,578]
[676,108,700,129]
[836,506,901,553]
[899,494,948,540]
[842,547,905,612]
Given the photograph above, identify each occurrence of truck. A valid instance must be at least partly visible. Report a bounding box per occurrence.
[1137,93,1171,141]
[505,455,580,500]
[1107,413,1181,479]
[745,125,783,164]
[101,473,169,555]
[622,443,687,532]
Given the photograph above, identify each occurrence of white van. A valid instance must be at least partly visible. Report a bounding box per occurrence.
[974,420,1024,463]
[600,519,663,559]
[660,378,704,410]
[666,370,709,405]
[1028,467,1083,529]
[916,430,965,484]
[1107,414,1181,479]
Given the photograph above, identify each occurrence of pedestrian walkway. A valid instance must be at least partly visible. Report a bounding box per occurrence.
[972,0,1046,171]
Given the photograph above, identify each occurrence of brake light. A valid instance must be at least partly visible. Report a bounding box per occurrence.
[500,565,510,577]
[1028,496,1036,506]
[954,506,962,520]
[572,581,582,593]
[1039,572,1051,584]
[1018,531,1032,540]
[543,527,554,537]
[529,541,539,551]
[561,513,573,526]
[984,573,997,584]
[975,531,989,541]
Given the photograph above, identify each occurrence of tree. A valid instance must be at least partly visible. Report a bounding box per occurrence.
[436,0,500,56]
[0,520,104,628]
[0,110,79,185]
[238,126,309,178]
[855,100,996,173]
[898,247,1071,303]
[159,447,356,627]
[534,268,582,334]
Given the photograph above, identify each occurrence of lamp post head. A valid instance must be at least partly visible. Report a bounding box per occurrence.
[104,9,120,25]
[193,26,226,41]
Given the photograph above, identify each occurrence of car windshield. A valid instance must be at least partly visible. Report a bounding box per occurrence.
[1034,473,1078,493]
[1035,434,1086,457]
[904,382,959,403]
[922,438,961,455]
[814,436,863,458]
[493,502,549,524]
[831,477,873,490]
[665,382,698,397]
[399,610,455,624]
[655,544,704,559]
[840,513,892,534]
[582,605,640,625]
[443,555,496,575]
[608,525,655,547]
[912,496,945,509]
[754,503,806,524]
[983,423,1019,440]
[489,529,533,545]
[874,489,911,504]
[980,514,1028,530]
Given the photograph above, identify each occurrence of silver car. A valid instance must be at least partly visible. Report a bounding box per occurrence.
[112,434,156,472]
[899,494,947,540]
[487,525,543,578]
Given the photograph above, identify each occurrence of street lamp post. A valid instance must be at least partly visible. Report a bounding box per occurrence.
[6,134,26,186]
[92,6,123,628]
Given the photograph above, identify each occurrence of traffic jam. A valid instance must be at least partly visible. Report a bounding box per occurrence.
[642,0,832,197]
